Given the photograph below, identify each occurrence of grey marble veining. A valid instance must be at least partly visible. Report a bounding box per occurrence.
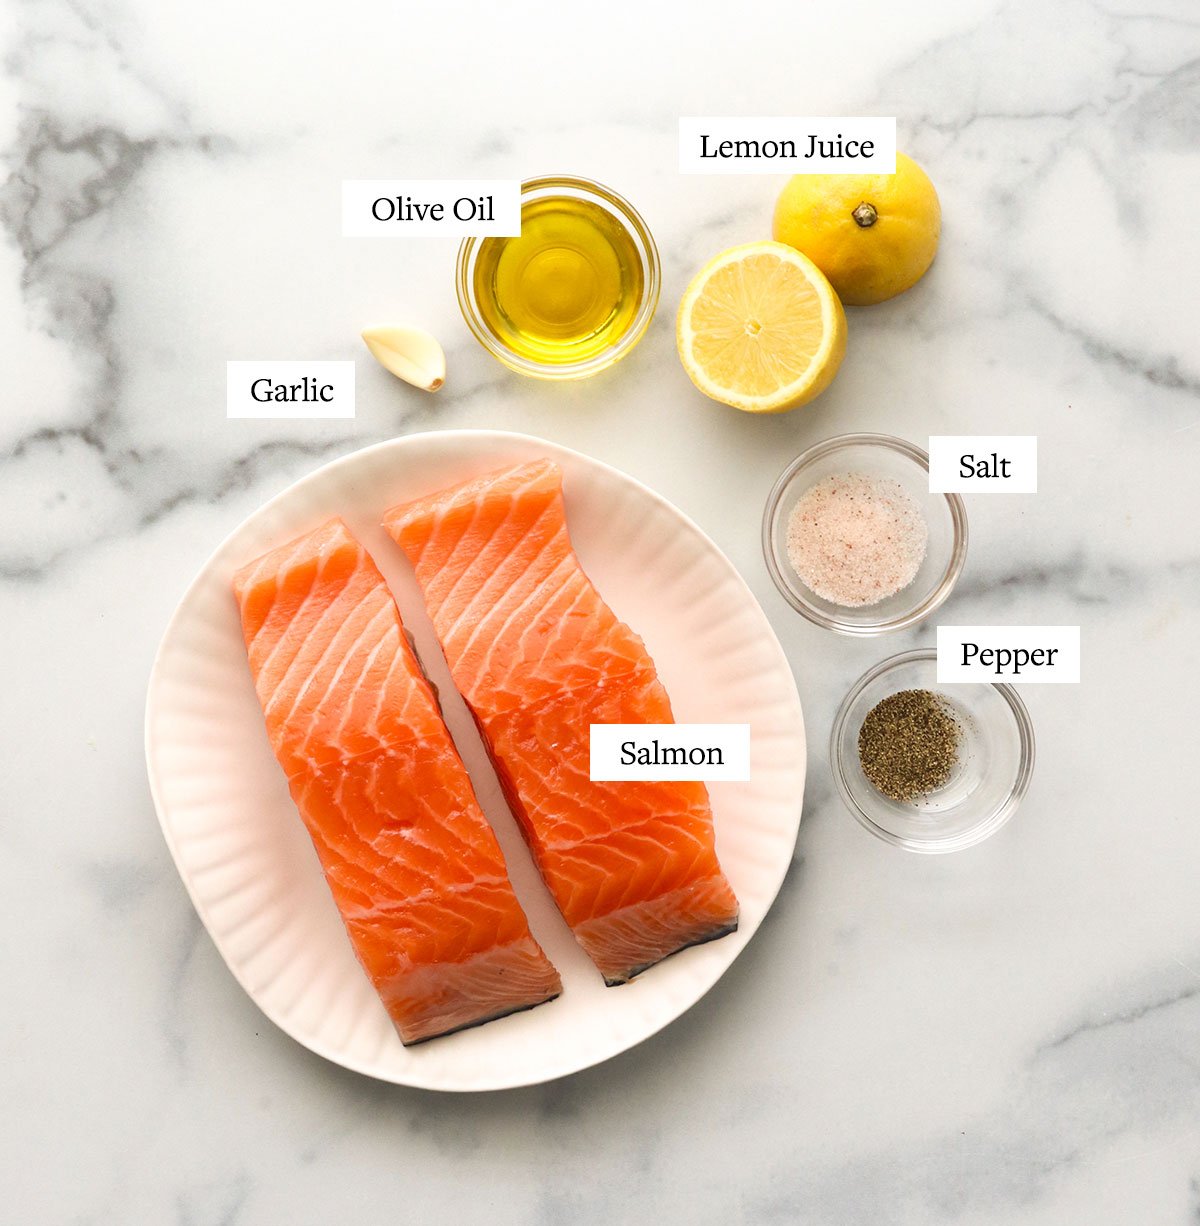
[3,0,1199,1222]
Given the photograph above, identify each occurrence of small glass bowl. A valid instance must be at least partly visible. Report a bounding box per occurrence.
[456,175,661,380]
[762,433,967,635]
[831,649,1035,853]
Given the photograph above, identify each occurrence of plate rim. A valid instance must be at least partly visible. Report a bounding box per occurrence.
[145,428,805,1090]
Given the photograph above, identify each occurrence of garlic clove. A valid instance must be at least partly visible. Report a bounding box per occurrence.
[361,326,446,392]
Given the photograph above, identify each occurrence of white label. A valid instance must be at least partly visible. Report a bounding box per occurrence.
[590,724,751,781]
[679,117,896,174]
[341,179,521,237]
[929,436,1038,493]
[226,361,355,420]
[937,626,1080,683]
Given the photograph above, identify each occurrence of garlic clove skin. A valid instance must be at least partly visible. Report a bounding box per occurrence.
[361,326,446,392]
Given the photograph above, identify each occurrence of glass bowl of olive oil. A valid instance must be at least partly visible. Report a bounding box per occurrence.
[457,176,661,379]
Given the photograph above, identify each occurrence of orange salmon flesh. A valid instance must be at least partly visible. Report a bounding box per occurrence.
[383,460,739,984]
[232,518,560,1044]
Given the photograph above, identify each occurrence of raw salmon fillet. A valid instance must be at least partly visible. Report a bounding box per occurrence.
[232,517,560,1044]
[383,460,739,984]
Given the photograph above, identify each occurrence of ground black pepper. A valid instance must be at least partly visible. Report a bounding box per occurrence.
[858,688,962,802]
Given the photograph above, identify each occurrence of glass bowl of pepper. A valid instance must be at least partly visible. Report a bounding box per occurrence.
[830,649,1035,852]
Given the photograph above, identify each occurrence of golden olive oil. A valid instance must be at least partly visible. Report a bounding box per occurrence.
[472,195,645,366]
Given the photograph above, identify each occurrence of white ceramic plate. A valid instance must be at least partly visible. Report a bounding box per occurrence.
[146,430,804,1090]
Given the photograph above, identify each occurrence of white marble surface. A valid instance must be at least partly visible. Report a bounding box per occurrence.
[4,0,1199,1220]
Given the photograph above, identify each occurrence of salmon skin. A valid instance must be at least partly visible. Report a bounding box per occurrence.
[383,460,739,985]
[232,517,560,1044]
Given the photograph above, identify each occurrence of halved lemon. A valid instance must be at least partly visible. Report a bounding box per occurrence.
[676,241,847,413]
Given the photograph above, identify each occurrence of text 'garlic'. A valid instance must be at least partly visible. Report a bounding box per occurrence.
[362,326,446,391]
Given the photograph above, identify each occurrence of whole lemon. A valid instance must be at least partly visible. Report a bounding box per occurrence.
[772,152,941,305]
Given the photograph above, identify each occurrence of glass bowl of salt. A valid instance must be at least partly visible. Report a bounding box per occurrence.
[762,433,967,635]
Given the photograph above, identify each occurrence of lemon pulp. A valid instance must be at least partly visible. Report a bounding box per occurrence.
[676,241,847,413]
[473,196,644,366]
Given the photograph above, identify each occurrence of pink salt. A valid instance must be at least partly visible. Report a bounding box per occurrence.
[785,472,928,608]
